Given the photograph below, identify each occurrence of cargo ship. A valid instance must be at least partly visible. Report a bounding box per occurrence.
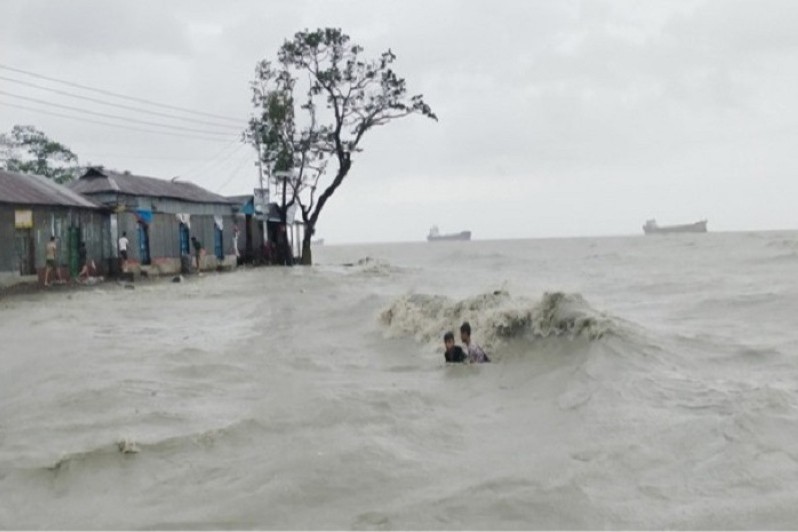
[427,226,471,242]
[643,219,708,235]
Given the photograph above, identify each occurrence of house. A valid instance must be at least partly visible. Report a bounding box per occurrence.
[228,193,306,264]
[0,168,106,286]
[69,167,238,275]
[227,194,266,263]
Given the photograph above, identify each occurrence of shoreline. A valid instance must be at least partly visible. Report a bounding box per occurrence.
[0,270,209,301]
[0,261,291,302]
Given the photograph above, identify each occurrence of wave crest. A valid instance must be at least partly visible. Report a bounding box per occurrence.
[343,256,399,276]
[379,290,616,355]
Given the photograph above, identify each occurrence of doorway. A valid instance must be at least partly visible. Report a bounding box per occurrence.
[214,225,224,260]
[14,229,35,275]
[179,223,190,256]
[137,222,151,265]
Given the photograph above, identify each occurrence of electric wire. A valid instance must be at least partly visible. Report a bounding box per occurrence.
[0,63,243,123]
[190,143,251,186]
[0,100,237,142]
[0,90,236,136]
[215,152,257,193]
[0,75,244,130]
[179,137,245,178]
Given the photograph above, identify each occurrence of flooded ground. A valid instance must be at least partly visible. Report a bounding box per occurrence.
[3,233,798,529]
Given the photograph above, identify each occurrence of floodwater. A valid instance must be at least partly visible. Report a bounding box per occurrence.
[3,231,798,529]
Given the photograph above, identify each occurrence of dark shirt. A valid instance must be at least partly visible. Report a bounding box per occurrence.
[445,345,466,363]
[192,240,202,253]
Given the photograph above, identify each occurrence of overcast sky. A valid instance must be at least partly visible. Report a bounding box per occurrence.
[1,0,797,243]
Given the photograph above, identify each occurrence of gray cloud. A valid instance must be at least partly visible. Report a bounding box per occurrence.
[0,0,192,57]
[2,0,798,240]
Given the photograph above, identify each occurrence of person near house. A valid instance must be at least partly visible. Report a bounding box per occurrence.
[443,331,466,363]
[460,321,491,363]
[118,231,130,272]
[77,241,88,281]
[77,241,96,282]
[43,236,62,287]
[232,225,241,261]
[191,236,205,272]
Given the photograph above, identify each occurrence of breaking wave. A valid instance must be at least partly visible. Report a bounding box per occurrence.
[379,290,621,357]
[342,256,403,276]
[41,418,263,474]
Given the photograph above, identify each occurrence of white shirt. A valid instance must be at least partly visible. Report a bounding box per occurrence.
[465,341,489,363]
[118,236,129,251]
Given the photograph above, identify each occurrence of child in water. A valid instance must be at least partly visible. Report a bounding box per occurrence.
[460,321,490,363]
[443,331,466,363]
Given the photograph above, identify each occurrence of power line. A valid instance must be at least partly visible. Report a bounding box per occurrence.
[216,152,257,194]
[179,138,246,178]
[0,100,236,143]
[0,75,244,130]
[194,144,252,183]
[0,63,244,124]
[187,143,252,189]
[0,90,236,136]
[80,153,233,161]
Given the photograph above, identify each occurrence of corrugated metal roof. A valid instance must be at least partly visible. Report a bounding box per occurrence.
[0,169,100,209]
[70,167,236,205]
[227,194,252,204]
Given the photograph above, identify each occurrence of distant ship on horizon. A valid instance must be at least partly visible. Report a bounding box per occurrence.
[643,219,708,235]
[427,225,471,242]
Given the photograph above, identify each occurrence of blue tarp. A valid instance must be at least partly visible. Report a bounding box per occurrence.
[135,209,153,224]
[241,198,255,215]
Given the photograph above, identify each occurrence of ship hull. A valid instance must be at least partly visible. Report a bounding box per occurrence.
[643,221,707,235]
[427,231,472,242]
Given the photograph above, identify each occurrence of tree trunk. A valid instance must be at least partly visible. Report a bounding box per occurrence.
[301,231,312,265]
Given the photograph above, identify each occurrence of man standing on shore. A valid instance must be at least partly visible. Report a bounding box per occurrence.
[118,231,129,272]
[43,236,62,286]
[232,225,240,261]
[191,236,204,273]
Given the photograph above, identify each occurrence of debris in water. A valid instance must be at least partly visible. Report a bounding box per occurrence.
[117,439,140,454]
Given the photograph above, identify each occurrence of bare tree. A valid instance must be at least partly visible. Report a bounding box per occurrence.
[247,28,437,265]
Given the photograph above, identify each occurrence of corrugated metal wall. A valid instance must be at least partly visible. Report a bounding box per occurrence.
[114,206,240,262]
[0,204,108,275]
[3,192,242,276]
[0,206,16,273]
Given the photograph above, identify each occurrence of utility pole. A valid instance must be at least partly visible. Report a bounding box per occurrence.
[254,132,266,196]
[254,130,269,248]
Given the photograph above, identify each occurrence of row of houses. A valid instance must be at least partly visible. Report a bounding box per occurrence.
[0,166,302,287]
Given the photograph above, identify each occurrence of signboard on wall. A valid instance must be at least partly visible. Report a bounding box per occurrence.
[14,210,33,228]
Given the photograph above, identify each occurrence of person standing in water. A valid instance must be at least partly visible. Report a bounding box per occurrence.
[443,331,466,363]
[460,321,490,363]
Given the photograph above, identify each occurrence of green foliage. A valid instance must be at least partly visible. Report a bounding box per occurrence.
[247,28,437,262]
[0,125,79,184]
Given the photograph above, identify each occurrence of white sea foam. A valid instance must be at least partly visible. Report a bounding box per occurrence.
[379,290,616,357]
